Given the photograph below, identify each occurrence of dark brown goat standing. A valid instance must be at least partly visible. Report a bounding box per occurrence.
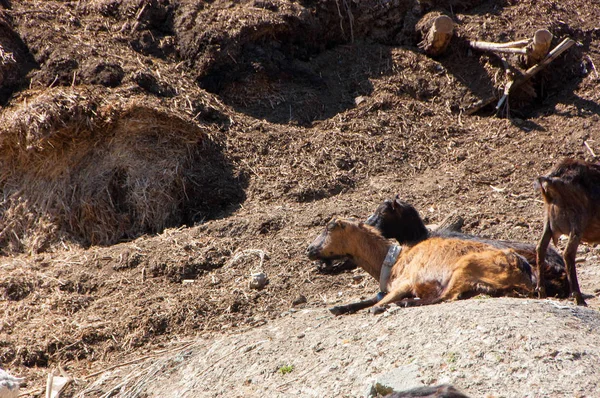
[536,159,600,306]
[307,218,533,314]
[366,196,569,298]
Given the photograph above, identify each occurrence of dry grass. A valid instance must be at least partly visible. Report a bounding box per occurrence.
[0,87,215,254]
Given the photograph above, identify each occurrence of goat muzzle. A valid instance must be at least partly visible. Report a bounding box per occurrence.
[306,244,320,261]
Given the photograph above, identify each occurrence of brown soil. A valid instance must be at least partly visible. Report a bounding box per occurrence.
[0,0,599,396]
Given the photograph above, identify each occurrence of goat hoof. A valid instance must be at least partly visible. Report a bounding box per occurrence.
[329,306,347,316]
[369,306,387,315]
[574,295,588,307]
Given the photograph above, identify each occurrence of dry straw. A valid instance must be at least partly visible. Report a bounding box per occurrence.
[0,86,213,254]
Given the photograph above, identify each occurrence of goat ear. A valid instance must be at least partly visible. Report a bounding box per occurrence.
[540,176,561,192]
[331,219,345,230]
[534,177,545,192]
[327,217,337,229]
[537,177,559,202]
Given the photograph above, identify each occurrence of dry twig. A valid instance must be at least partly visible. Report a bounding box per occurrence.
[584,141,597,158]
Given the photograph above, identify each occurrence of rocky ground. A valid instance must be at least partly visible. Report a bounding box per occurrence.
[119,298,600,398]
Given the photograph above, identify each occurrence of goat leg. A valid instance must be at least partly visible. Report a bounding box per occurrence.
[369,281,414,314]
[564,231,586,306]
[329,295,380,315]
[372,297,443,313]
[399,297,441,307]
[535,219,553,298]
[369,305,389,315]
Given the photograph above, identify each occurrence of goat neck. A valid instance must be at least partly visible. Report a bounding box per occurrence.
[350,224,398,283]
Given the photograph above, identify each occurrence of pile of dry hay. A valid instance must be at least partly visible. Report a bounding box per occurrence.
[0,86,242,254]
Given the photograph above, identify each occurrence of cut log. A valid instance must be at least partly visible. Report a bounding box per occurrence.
[526,29,553,66]
[417,14,454,57]
[434,213,464,233]
[469,30,553,64]
[465,37,575,116]
[518,37,575,84]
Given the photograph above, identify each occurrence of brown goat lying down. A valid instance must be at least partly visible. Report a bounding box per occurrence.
[536,158,600,306]
[365,196,569,298]
[307,218,533,314]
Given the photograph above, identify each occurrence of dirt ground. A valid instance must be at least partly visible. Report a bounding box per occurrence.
[1,0,599,396]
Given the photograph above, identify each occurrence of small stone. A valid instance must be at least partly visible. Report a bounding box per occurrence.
[355,96,367,105]
[292,294,307,306]
[249,272,268,290]
[312,343,324,352]
[297,333,305,339]
[371,364,424,395]
[364,383,377,398]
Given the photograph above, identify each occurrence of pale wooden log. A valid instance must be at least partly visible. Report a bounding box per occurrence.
[526,29,554,66]
[469,40,528,54]
[418,15,454,56]
[471,38,530,49]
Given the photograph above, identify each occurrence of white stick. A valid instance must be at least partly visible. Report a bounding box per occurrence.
[584,141,597,158]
